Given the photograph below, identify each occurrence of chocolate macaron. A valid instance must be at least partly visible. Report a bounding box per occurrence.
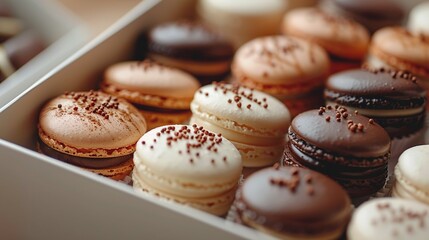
[38,91,147,180]
[101,60,200,130]
[283,106,391,198]
[235,166,352,239]
[325,68,426,138]
[320,0,405,33]
[146,20,234,85]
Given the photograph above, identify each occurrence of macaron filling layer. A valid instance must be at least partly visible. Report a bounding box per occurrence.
[38,140,132,169]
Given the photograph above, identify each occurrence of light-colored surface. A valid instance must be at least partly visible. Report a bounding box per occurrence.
[348,198,429,240]
[0,0,277,239]
[56,0,141,38]
[197,0,288,47]
[0,0,88,108]
[408,1,429,36]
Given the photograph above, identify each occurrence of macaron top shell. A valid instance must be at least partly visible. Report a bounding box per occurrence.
[291,107,390,158]
[148,20,234,62]
[39,91,147,157]
[134,125,242,185]
[372,27,429,68]
[233,36,329,85]
[191,83,291,135]
[282,7,369,60]
[397,145,429,192]
[240,167,351,223]
[348,198,429,240]
[327,68,426,97]
[103,61,200,99]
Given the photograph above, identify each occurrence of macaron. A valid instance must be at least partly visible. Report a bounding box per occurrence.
[320,0,405,33]
[132,124,242,216]
[348,198,429,240]
[367,27,429,84]
[146,20,234,85]
[232,35,329,116]
[235,166,352,239]
[408,1,429,37]
[197,0,288,48]
[101,60,200,130]
[283,106,391,197]
[282,7,370,74]
[190,82,291,168]
[38,91,147,180]
[325,68,426,138]
[393,145,429,205]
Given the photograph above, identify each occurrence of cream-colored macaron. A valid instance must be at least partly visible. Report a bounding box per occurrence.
[190,82,291,167]
[393,145,429,205]
[283,7,369,60]
[348,198,429,240]
[132,124,242,216]
[367,27,429,81]
[232,35,329,116]
[101,60,200,130]
[408,1,429,36]
[197,0,288,48]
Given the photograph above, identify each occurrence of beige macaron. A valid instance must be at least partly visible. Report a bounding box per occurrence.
[282,7,369,73]
[367,27,429,82]
[393,145,429,205]
[348,198,429,240]
[190,82,291,167]
[132,124,242,216]
[38,91,147,180]
[101,60,200,130]
[232,35,329,116]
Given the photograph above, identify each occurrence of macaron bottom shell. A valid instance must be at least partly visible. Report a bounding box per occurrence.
[87,158,134,181]
[132,168,236,216]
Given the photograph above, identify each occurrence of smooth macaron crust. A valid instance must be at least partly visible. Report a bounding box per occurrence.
[190,82,291,167]
[132,124,242,216]
[393,145,429,205]
[320,0,404,33]
[368,27,429,80]
[283,106,391,197]
[101,60,200,130]
[235,166,352,239]
[38,91,147,180]
[325,68,426,138]
[348,198,429,240]
[232,36,329,116]
[408,1,429,37]
[197,0,288,48]
[146,20,234,85]
[282,7,369,62]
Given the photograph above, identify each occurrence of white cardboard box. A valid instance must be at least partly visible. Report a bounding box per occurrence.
[0,0,274,239]
[0,0,88,108]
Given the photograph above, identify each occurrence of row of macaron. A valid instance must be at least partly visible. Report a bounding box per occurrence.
[141,11,428,119]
